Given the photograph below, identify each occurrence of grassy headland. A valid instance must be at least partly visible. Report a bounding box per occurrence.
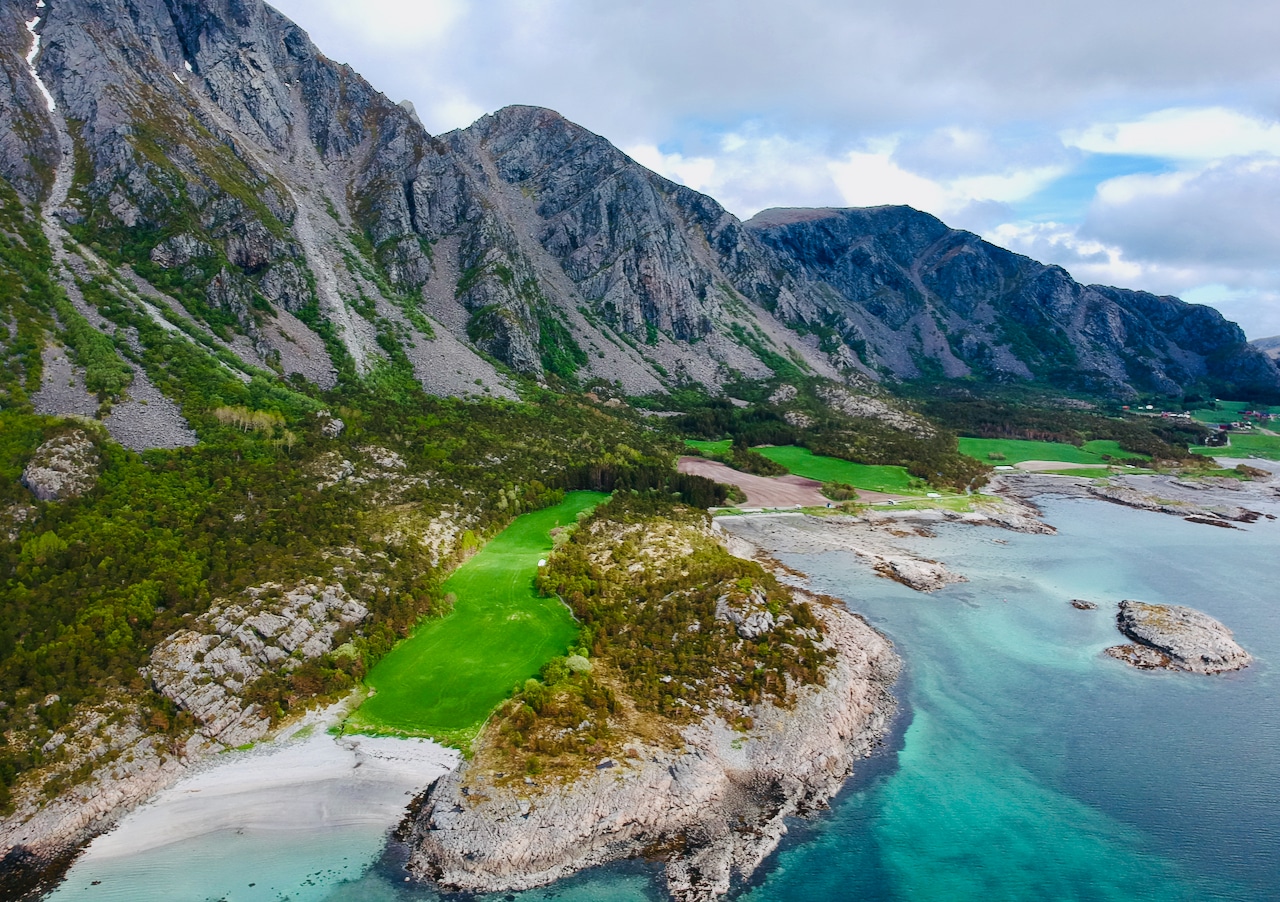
[345,492,606,744]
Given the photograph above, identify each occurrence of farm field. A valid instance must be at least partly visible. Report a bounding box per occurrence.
[752,445,921,494]
[957,437,1149,465]
[1191,432,1280,461]
[1189,400,1280,424]
[345,491,606,744]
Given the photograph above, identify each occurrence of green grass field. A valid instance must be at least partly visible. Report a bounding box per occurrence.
[753,445,921,494]
[957,437,1149,465]
[684,438,732,456]
[1189,400,1280,425]
[1191,432,1280,461]
[345,491,606,744]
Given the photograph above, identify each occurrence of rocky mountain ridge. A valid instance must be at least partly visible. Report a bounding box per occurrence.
[1,0,1276,447]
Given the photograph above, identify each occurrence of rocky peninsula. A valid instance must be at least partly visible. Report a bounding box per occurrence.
[411,600,898,901]
[407,499,901,901]
[1106,600,1253,674]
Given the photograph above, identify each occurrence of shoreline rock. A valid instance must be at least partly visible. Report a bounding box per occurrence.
[995,472,1278,527]
[408,599,900,901]
[1105,600,1252,674]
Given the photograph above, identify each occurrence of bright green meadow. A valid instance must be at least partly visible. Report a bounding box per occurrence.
[957,437,1148,465]
[345,491,606,744]
[684,438,732,456]
[1191,431,1280,461]
[753,445,920,493]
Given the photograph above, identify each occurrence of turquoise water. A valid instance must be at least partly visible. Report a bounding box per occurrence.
[48,497,1279,900]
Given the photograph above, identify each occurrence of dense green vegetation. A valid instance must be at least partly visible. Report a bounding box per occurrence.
[0,181,57,410]
[918,390,1209,462]
[478,494,830,778]
[345,492,605,744]
[754,445,922,494]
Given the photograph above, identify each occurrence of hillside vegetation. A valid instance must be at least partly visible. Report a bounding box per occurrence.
[472,494,831,780]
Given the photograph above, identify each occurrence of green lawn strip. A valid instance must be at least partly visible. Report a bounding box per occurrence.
[1190,433,1280,461]
[345,491,607,743]
[684,438,733,456]
[752,445,922,494]
[958,437,1113,465]
[1081,440,1150,461]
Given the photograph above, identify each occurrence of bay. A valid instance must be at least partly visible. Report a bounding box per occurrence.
[48,495,1279,901]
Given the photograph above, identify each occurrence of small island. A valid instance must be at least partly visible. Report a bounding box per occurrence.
[1105,600,1252,674]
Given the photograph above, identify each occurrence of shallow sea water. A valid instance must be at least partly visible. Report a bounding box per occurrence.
[49,496,1280,901]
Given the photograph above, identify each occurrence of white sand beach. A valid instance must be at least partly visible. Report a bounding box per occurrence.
[79,730,459,861]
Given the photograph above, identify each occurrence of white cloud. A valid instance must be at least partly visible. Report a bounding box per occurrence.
[1084,156,1280,267]
[1065,107,1280,161]
[629,131,1064,222]
[828,150,949,211]
[289,0,467,49]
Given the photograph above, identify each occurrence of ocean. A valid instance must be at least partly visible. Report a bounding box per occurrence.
[48,495,1280,901]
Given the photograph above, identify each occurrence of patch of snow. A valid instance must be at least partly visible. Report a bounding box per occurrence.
[172,71,184,85]
[24,16,57,112]
[184,60,193,73]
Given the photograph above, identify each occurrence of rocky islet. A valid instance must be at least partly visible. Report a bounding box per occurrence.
[1106,600,1252,674]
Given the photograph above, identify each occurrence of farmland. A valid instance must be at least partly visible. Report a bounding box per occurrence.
[957,438,1149,465]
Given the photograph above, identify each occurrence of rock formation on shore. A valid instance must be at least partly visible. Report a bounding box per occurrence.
[409,600,899,901]
[1105,600,1252,674]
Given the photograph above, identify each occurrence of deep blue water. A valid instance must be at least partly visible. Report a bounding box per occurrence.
[50,497,1280,901]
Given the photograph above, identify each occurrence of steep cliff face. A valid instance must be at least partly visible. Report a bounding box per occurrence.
[748,207,1280,399]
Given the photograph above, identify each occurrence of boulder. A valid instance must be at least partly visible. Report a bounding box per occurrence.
[21,431,100,501]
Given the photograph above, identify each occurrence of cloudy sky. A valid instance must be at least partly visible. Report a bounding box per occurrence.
[271,0,1280,338]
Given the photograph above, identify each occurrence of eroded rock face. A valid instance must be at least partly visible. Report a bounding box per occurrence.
[714,585,776,639]
[21,431,100,501]
[409,603,900,901]
[147,581,368,746]
[1106,600,1252,674]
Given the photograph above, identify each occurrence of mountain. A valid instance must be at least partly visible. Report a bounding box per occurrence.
[747,207,1280,398]
[2,0,1277,444]
[1251,335,1280,361]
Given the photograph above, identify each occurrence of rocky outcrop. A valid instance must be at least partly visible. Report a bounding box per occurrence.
[1105,600,1252,674]
[147,581,368,746]
[20,431,100,501]
[996,472,1273,527]
[409,601,899,901]
[0,694,188,897]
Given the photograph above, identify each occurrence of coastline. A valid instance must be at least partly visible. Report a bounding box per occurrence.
[16,464,1278,900]
[409,592,901,902]
[26,704,458,901]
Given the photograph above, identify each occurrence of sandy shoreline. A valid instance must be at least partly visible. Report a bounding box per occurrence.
[65,722,459,865]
